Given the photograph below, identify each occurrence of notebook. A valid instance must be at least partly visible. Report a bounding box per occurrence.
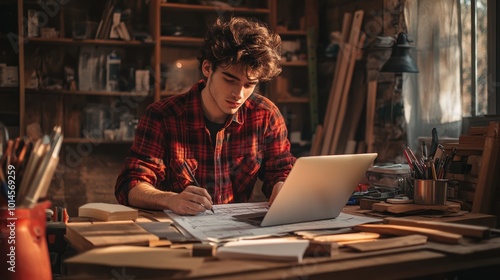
[235,153,378,227]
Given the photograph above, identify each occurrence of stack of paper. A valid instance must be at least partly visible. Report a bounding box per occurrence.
[216,238,310,262]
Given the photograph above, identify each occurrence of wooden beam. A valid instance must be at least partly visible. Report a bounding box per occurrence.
[472,121,500,214]
[320,13,352,155]
[329,11,365,155]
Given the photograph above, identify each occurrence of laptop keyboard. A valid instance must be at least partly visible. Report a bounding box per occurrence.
[233,212,267,225]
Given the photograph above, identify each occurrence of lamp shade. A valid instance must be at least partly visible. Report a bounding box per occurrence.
[380,33,419,73]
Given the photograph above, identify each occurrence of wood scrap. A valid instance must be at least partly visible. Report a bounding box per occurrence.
[371,201,461,214]
[65,221,160,252]
[304,240,337,257]
[312,232,380,243]
[353,224,463,244]
[383,217,491,239]
[344,234,428,252]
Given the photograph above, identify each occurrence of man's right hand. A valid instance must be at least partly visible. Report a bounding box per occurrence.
[166,185,213,215]
[128,182,213,215]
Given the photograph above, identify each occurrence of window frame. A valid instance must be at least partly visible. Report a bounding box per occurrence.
[487,0,498,114]
[462,0,499,132]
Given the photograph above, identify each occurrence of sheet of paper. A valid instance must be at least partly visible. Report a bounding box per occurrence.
[216,238,310,262]
[165,202,381,241]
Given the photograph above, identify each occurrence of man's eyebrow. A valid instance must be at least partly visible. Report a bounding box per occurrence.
[222,71,259,84]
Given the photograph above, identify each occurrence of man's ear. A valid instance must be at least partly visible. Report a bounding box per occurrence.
[201,60,212,78]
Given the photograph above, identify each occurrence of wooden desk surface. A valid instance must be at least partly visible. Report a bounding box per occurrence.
[64,208,500,279]
[66,236,500,279]
[342,205,498,228]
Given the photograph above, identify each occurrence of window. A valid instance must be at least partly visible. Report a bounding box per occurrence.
[460,0,498,117]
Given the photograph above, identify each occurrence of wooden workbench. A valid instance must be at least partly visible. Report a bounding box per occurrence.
[63,207,500,279]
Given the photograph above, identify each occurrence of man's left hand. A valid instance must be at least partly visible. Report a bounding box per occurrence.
[269,181,284,206]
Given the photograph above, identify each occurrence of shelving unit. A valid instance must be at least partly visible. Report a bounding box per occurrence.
[15,0,159,143]
[0,0,321,215]
[156,0,272,97]
[269,0,318,148]
[6,0,318,148]
[0,0,20,136]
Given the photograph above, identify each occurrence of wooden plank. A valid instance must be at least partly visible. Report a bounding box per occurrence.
[312,232,380,243]
[371,201,461,214]
[345,234,428,252]
[353,224,463,244]
[329,18,366,154]
[364,42,382,153]
[310,124,323,156]
[307,26,319,131]
[65,221,160,252]
[320,12,352,155]
[342,53,368,154]
[472,121,500,214]
[344,140,358,154]
[384,217,491,239]
[365,80,378,153]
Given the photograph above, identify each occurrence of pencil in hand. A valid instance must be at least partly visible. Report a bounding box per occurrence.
[183,161,214,213]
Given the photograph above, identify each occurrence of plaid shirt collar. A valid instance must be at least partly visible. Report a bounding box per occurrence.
[183,80,245,130]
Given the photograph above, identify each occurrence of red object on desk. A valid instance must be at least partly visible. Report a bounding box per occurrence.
[0,200,52,280]
[355,183,370,192]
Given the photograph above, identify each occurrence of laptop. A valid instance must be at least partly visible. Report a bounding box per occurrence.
[234,153,378,227]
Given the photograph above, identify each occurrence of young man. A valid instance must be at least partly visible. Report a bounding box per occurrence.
[115,17,296,215]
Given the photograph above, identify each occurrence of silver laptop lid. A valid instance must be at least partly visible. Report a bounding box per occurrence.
[261,153,377,226]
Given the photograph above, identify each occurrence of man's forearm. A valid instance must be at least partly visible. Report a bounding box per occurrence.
[128,182,174,210]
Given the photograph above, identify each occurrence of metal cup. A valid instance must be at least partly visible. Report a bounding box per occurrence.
[414,179,448,205]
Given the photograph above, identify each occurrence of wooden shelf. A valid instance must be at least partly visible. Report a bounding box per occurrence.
[25,89,150,97]
[160,36,204,46]
[278,30,307,36]
[270,0,318,142]
[276,95,309,103]
[281,60,308,67]
[25,37,155,47]
[160,3,270,14]
[0,87,19,92]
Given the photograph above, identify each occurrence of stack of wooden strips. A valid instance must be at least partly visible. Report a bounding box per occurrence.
[311,10,366,156]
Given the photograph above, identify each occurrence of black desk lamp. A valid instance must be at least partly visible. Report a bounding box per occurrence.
[381,33,419,73]
[376,32,418,156]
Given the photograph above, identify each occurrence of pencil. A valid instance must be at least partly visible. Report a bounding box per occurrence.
[183,161,214,213]
[431,160,438,180]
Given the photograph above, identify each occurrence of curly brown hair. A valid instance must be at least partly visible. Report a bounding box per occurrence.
[197,17,282,82]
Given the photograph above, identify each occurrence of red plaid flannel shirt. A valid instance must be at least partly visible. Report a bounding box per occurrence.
[115,80,295,205]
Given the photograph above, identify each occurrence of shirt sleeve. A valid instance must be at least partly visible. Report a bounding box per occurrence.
[115,104,167,205]
[259,104,296,198]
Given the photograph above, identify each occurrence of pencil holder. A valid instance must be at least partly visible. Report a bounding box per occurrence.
[0,200,52,280]
[414,179,448,205]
